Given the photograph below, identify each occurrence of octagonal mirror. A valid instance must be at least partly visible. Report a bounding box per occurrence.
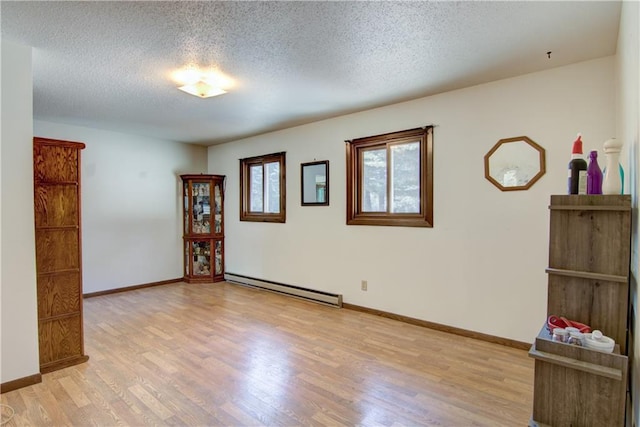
[484,136,545,191]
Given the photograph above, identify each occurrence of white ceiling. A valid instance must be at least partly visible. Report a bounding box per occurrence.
[1,1,621,146]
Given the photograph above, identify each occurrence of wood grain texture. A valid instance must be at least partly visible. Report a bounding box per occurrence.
[33,137,87,374]
[546,267,627,283]
[548,195,631,277]
[547,274,628,352]
[33,140,82,182]
[530,327,627,426]
[35,229,79,273]
[34,184,78,228]
[0,282,534,426]
[37,272,81,318]
[38,315,84,366]
[532,195,631,425]
[547,195,631,355]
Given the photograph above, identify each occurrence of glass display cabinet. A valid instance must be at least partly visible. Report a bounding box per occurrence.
[181,174,225,283]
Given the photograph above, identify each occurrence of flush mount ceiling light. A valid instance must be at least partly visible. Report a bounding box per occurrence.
[178,81,227,98]
[173,66,233,99]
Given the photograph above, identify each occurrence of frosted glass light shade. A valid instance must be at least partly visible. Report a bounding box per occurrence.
[178,80,227,98]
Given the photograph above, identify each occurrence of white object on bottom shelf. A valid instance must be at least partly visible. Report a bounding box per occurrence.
[583,330,616,353]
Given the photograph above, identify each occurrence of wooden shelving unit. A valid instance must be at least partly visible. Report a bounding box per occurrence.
[33,137,89,373]
[529,195,631,427]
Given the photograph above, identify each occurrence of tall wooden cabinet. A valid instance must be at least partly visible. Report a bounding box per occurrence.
[529,195,631,427]
[181,174,225,283]
[33,137,89,373]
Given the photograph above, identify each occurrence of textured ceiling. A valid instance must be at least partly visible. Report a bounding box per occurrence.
[1,1,621,146]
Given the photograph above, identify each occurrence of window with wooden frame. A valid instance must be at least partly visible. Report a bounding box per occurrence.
[346,127,433,227]
[240,152,286,223]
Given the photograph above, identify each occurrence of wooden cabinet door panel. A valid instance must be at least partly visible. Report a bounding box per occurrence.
[35,229,79,273]
[38,316,83,366]
[34,144,78,182]
[37,272,81,319]
[34,185,79,227]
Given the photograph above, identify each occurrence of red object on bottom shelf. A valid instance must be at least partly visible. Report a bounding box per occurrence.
[547,315,591,333]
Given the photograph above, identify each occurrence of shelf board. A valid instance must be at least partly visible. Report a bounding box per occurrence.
[548,205,630,211]
[529,345,623,380]
[39,311,81,323]
[545,268,627,283]
[37,268,80,276]
[35,180,79,186]
[35,225,79,231]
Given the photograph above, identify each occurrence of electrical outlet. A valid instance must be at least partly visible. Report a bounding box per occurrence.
[361,280,368,291]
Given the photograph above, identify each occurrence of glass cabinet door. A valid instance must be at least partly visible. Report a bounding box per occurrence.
[184,241,189,276]
[214,183,222,234]
[214,240,223,275]
[184,182,189,233]
[191,240,211,276]
[191,182,211,234]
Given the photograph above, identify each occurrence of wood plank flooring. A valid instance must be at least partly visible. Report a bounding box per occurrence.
[1,281,534,426]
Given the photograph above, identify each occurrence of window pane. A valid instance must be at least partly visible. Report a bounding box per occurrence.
[250,165,263,212]
[346,127,432,227]
[264,161,280,213]
[240,152,286,223]
[362,148,387,212]
[390,142,420,213]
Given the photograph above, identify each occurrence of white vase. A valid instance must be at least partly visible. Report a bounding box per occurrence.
[602,138,623,195]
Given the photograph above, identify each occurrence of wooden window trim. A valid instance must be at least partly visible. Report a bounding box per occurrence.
[346,127,433,227]
[240,152,286,223]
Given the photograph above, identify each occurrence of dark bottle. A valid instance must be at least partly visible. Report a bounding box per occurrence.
[587,150,603,195]
[568,134,587,194]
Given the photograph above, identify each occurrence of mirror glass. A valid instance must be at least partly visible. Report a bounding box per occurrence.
[301,161,329,205]
[484,136,546,191]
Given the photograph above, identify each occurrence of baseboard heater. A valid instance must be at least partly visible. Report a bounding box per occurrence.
[224,273,342,308]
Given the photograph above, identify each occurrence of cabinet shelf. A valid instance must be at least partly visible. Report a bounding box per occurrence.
[529,346,622,380]
[545,268,627,283]
[531,322,628,426]
[36,180,80,186]
[530,325,625,380]
[38,268,80,276]
[548,194,631,211]
[549,204,631,211]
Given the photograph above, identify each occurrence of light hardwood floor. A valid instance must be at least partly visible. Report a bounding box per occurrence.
[1,281,534,426]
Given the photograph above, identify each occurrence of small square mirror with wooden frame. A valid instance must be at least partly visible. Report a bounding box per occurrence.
[301,161,329,206]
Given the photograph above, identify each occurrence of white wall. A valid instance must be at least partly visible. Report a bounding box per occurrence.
[209,57,616,343]
[34,121,208,293]
[617,1,640,425]
[1,41,40,383]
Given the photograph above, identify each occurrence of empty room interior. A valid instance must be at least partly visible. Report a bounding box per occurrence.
[1,1,639,426]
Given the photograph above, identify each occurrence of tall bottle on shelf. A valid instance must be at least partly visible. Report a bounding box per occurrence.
[602,138,624,195]
[568,133,587,194]
[587,150,603,195]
